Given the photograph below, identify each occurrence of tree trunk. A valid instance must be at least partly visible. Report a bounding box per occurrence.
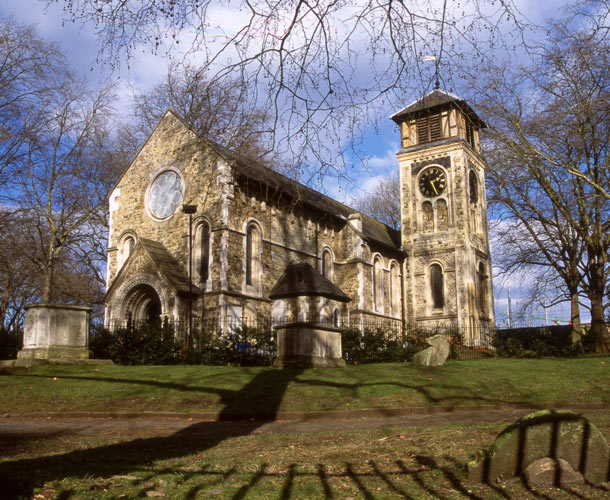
[590,292,610,353]
[41,242,55,304]
[569,291,584,345]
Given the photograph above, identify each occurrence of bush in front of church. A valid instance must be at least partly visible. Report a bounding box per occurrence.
[89,323,276,365]
[89,324,183,365]
[342,326,429,364]
[0,328,22,360]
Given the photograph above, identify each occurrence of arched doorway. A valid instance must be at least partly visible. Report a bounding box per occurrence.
[123,284,163,327]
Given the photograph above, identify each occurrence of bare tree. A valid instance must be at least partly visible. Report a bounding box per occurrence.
[354,170,401,229]
[53,0,528,176]
[478,11,610,351]
[0,20,124,313]
[0,18,66,186]
[131,61,275,163]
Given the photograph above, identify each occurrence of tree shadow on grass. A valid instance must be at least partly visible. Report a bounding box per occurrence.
[17,368,547,416]
[2,435,609,499]
[0,367,305,499]
[3,368,607,499]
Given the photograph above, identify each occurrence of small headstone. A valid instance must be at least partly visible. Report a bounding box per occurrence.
[427,334,450,364]
[412,346,439,366]
[412,334,450,366]
[468,410,610,485]
[524,458,584,488]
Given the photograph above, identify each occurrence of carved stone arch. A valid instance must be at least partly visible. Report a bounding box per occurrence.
[111,273,172,324]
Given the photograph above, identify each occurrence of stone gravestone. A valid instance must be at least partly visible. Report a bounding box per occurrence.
[412,334,450,367]
[468,410,610,486]
[0,304,103,367]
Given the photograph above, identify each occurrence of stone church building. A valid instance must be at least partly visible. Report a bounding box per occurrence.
[104,89,495,342]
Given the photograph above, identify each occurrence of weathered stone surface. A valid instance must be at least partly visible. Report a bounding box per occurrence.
[16,304,91,361]
[412,346,439,366]
[274,323,346,368]
[412,334,450,366]
[427,334,450,364]
[468,410,610,485]
[524,458,584,488]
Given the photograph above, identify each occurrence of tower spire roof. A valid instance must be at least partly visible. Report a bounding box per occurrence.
[390,89,486,128]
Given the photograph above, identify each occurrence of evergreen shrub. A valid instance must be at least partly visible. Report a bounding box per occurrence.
[0,328,22,359]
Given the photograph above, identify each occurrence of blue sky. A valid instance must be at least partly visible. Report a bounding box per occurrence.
[1,0,583,324]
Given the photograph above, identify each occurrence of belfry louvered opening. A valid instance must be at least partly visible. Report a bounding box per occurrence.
[416,114,442,144]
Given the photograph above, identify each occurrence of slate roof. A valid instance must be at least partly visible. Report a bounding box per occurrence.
[104,238,196,302]
[166,109,402,252]
[390,89,486,128]
[138,238,194,294]
[269,261,351,302]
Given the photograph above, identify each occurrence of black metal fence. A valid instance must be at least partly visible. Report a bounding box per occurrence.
[102,316,502,363]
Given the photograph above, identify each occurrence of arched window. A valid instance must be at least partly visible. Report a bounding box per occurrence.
[244,304,258,328]
[194,221,210,284]
[373,256,384,312]
[390,262,401,317]
[321,248,333,281]
[422,201,434,233]
[245,222,262,292]
[271,300,287,326]
[430,264,444,309]
[118,235,135,269]
[436,199,448,231]
[333,307,341,327]
[478,262,489,317]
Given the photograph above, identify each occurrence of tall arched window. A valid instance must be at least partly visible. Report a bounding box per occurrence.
[478,262,489,317]
[321,248,333,281]
[422,201,434,233]
[118,235,135,269]
[373,256,384,312]
[430,264,444,310]
[194,221,210,284]
[436,199,448,231]
[390,262,401,317]
[245,222,262,292]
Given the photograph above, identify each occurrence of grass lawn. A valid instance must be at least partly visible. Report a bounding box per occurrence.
[1,357,610,414]
[1,413,610,499]
[1,357,610,499]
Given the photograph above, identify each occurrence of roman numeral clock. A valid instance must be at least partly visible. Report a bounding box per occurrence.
[418,166,447,198]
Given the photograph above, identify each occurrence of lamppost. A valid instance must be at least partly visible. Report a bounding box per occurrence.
[182,204,197,349]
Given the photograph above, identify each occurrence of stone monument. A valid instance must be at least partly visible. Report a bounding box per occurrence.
[412,334,451,366]
[269,261,350,368]
[1,303,95,367]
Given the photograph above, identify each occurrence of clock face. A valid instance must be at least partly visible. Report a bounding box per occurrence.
[469,170,479,204]
[419,167,447,197]
[148,170,184,219]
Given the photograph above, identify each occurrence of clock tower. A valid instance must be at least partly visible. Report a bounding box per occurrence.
[391,89,495,339]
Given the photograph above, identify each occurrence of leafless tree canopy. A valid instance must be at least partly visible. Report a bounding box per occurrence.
[0,19,124,326]
[131,61,276,164]
[53,0,526,176]
[354,170,401,229]
[477,4,610,351]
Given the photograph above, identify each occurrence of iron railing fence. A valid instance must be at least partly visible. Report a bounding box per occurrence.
[104,316,501,361]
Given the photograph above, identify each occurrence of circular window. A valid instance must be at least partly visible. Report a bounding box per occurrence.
[147,169,184,220]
